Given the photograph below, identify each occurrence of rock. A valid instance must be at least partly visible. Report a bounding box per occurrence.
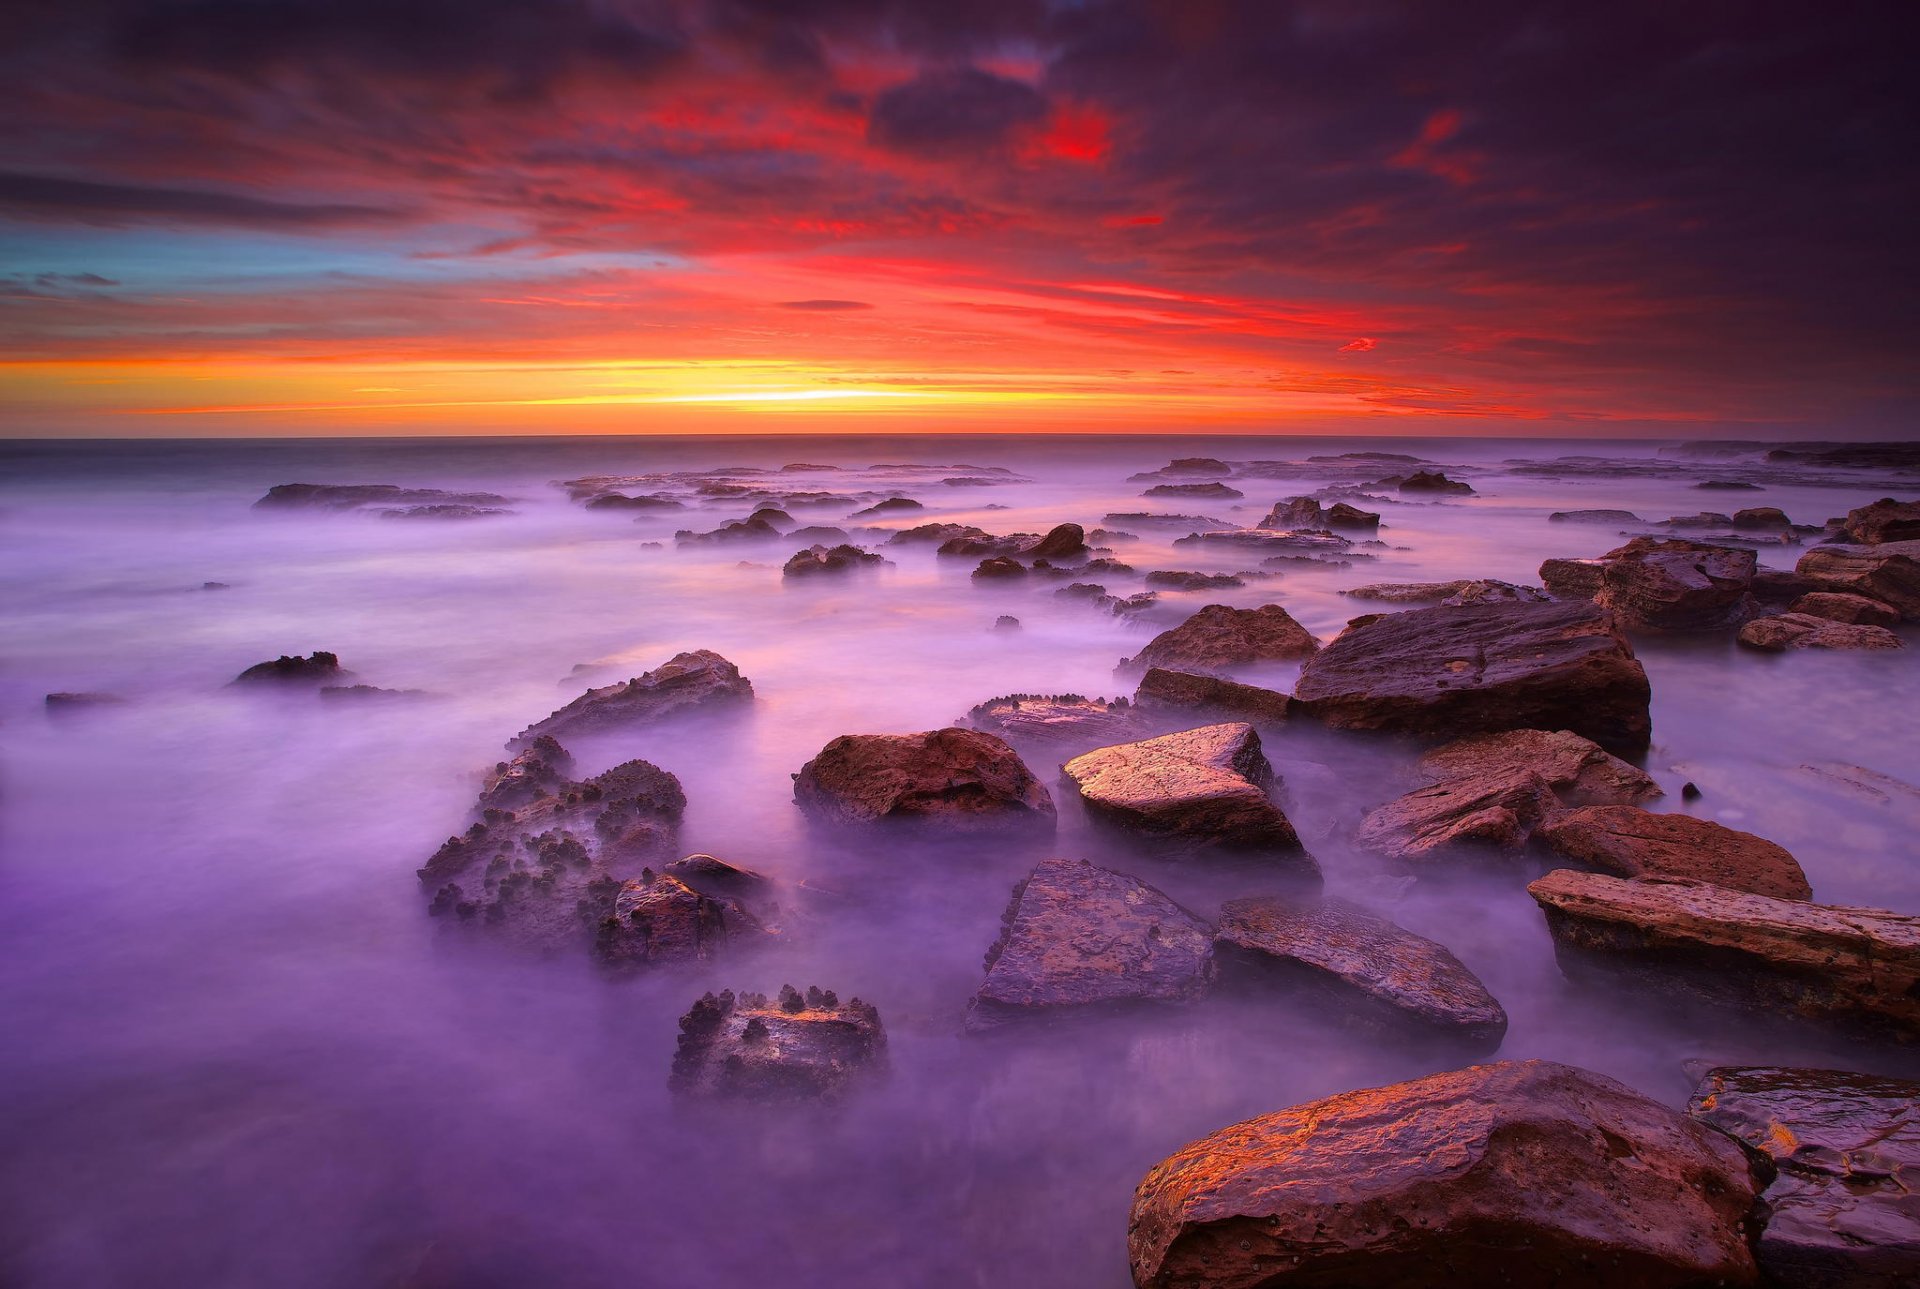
[1117,603,1319,675]
[965,858,1214,1030]
[1128,1059,1763,1289]
[231,651,346,686]
[1178,528,1355,558]
[1214,896,1507,1047]
[1096,591,1160,617]
[1259,498,1379,530]
[318,684,427,701]
[513,650,752,747]
[254,482,509,511]
[1551,509,1642,523]
[1399,470,1474,495]
[1356,769,1560,861]
[1055,582,1107,600]
[1790,592,1902,626]
[1590,537,1758,632]
[1682,781,1703,801]
[1733,506,1791,529]
[44,691,127,713]
[1144,481,1243,499]
[1415,728,1662,805]
[594,865,774,967]
[1752,568,1825,602]
[1528,871,1920,1039]
[1796,540,1920,618]
[781,544,885,577]
[1535,806,1811,899]
[1698,479,1764,491]
[1161,457,1232,476]
[1028,523,1089,560]
[584,492,682,511]
[1442,579,1550,606]
[675,517,783,545]
[888,522,989,545]
[658,853,776,906]
[1541,557,1608,599]
[971,556,1026,580]
[1102,512,1232,530]
[745,507,794,529]
[1688,1065,1920,1288]
[1293,600,1652,754]
[1342,580,1479,603]
[1144,570,1244,590]
[1134,668,1293,723]
[477,736,576,812]
[1061,723,1313,866]
[785,524,850,544]
[1737,613,1904,652]
[965,694,1146,746]
[849,497,922,517]
[1083,557,1135,575]
[792,728,1054,830]
[670,987,885,1102]
[377,503,511,520]
[1838,497,1920,545]
[992,615,1021,632]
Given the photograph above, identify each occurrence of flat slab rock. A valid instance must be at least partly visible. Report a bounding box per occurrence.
[1062,724,1314,869]
[513,649,752,747]
[670,986,886,1102]
[1415,728,1661,805]
[1536,805,1812,899]
[1118,603,1319,675]
[963,693,1148,746]
[1133,668,1293,723]
[1795,540,1920,619]
[1529,870,1920,1040]
[1293,600,1653,755]
[1689,1065,1920,1288]
[966,857,1214,1031]
[1128,1059,1762,1289]
[792,727,1055,830]
[1737,612,1903,651]
[1214,896,1507,1048]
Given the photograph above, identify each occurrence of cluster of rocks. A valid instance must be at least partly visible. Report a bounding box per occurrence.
[781,544,887,577]
[253,482,513,519]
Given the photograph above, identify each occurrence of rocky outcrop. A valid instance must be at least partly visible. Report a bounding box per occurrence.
[1398,469,1474,494]
[1594,537,1758,632]
[1535,806,1811,899]
[1214,896,1507,1047]
[1128,1060,1762,1289]
[1356,770,1561,861]
[1414,728,1662,804]
[1133,668,1293,723]
[1837,497,1920,545]
[792,728,1055,830]
[670,986,885,1101]
[1737,613,1904,651]
[1541,557,1608,599]
[1688,1065,1920,1288]
[888,522,989,545]
[1144,570,1244,591]
[232,651,346,686]
[1062,724,1313,868]
[584,492,682,511]
[781,544,885,577]
[674,517,783,545]
[848,497,922,517]
[966,858,1214,1030]
[1790,591,1901,626]
[1260,497,1380,530]
[1028,523,1090,560]
[1732,506,1791,529]
[255,482,509,511]
[44,691,127,714]
[1117,603,1319,675]
[1551,509,1641,523]
[477,736,575,812]
[1144,481,1243,499]
[1293,600,1653,754]
[964,694,1146,746]
[1795,540,1920,618]
[1528,871,1920,1040]
[1344,579,1544,606]
[971,556,1026,580]
[513,650,752,747]
[594,867,772,967]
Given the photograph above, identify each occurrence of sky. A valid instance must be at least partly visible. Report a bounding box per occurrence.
[1,0,1915,437]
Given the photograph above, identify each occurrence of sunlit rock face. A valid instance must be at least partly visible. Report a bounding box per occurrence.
[1529,871,1920,1039]
[963,693,1147,749]
[1127,1059,1762,1289]
[512,649,753,747]
[1836,497,1920,545]
[1688,1065,1920,1288]
[791,727,1055,831]
[670,986,886,1102]
[1795,539,1920,619]
[1534,806,1812,899]
[1737,611,1904,651]
[1117,603,1319,675]
[1132,668,1293,724]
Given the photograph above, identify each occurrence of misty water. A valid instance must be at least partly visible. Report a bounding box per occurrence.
[3,433,1918,1288]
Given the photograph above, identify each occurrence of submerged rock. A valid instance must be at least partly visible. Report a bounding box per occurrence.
[674,517,784,545]
[1529,871,1920,1040]
[595,862,775,968]
[1028,523,1090,560]
[966,858,1214,1031]
[1688,1065,1920,1288]
[1144,481,1243,499]
[1144,570,1244,591]
[1551,508,1642,523]
[1795,540,1920,618]
[1118,603,1319,675]
[964,693,1146,746]
[1398,469,1474,495]
[781,544,886,577]
[792,728,1055,830]
[1356,770,1559,861]
[971,556,1027,580]
[254,482,510,511]
[1133,668,1293,723]
[476,735,575,812]
[44,691,127,714]
[848,497,923,517]
[1128,1060,1761,1289]
[888,522,990,545]
[231,651,346,686]
[1732,506,1792,529]
[1293,600,1652,754]
[1737,612,1904,651]
[513,650,752,747]
[1214,896,1507,1048]
[670,986,885,1102]
[584,492,683,511]
[1260,497,1380,530]
[1535,806,1812,899]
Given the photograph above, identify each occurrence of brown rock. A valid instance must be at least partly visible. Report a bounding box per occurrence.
[1592,537,1758,632]
[1688,1065,1920,1288]
[670,986,885,1102]
[232,651,346,686]
[1292,600,1653,754]
[1145,481,1243,499]
[1399,469,1475,494]
[594,870,770,967]
[1528,870,1920,1040]
[1355,770,1559,861]
[792,727,1055,830]
[1028,522,1090,560]
[1214,896,1508,1048]
[1751,568,1825,602]
[971,556,1027,580]
[1134,668,1293,723]
[1789,591,1902,626]
[966,857,1214,1030]
[1128,1060,1762,1289]
[1796,540,1920,618]
[1540,557,1607,599]
[1144,570,1244,590]
[1732,506,1792,529]
[964,693,1147,746]
[1118,603,1319,675]
[781,544,885,576]
[1737,612,1904,651]
[1416,728,1662,805]
[1535,806,1811,899]
[1838,497,1920,545]
[513,650,752,747]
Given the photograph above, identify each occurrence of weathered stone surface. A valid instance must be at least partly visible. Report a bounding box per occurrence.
[1416,728,1662,805]
[477,735,575,812]
[1752,568,1825,602]
[964,693,1147,746]
[888,522,989,545]
[1214,896,1507,1047]
[594,871,770,966]
[792,727,1055,830]
[232,651,346,685]
[1689,1065,1920,1288]
[1128,1060,1762,1289]
[1528,870,1920,1039]
[1357,769,1559,861]
[1592,537,1758,632]
[781,543,885,577]
[1062,724,1312,865]
[1118,603,1319,674]
[513,650,752,747]
[670,986,885,1101]
[1790,591,1902,626]
[1796,540,1920,618]
[1541,557,1608,599]
[1838,497,1920,545]
[1293,600,1653,754]
[1342,580,1477,603]
[1737,612,1904,651]
[1733,506,1792,529]
[1145,481,1243,499]
[1535,806,1811,899]
[966,858,1214,1030]
[1260,497,1380,530]
[1399,469,1475,494]
[1134,668,1293,723]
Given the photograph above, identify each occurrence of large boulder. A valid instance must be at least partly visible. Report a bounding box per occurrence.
[1062,724,1314,868]
[1795,540,1920,619]
[1214,896,1507,1048]
[1292,600,1652,755]
[1028,522,1090,560]
[1535,806,1811,899]
[966,858,1214,1031]
[1528,871,1920,1040]
[1118,603,1319,675]
[1128,1060,1763,1289]
[1837,497,1920,545]
[1689,1065,1920,1288]
[670,986,886,1102]
[1737,612,1903,651]
[512,650,752,747]
[792,728,1055,830]
[1592,537,1758,632]
[1133,668,1293,723]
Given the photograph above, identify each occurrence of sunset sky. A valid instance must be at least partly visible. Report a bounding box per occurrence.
[1,1,1913,436]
